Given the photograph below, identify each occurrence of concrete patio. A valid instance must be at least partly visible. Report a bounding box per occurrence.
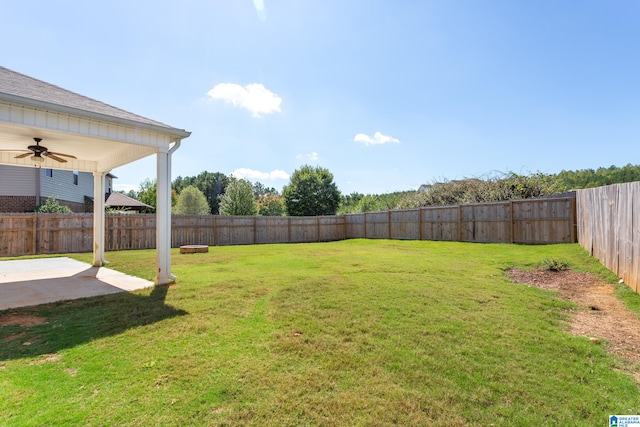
[0,257,153,310]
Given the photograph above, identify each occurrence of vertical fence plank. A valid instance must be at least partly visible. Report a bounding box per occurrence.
[632,182,640,292]
[577,183,640,294]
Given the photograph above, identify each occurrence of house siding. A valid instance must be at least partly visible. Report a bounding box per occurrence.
[0,165,96,212]
[41,169,94,204]
[0,165,37,196]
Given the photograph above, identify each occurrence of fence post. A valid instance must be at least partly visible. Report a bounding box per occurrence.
[342,215,347,240]
[510,201,515,244]
[364,213,367,239]
[418,208,423,241]
[253,216,257,244]
[457,205,462,242]
[212,215,217,246]
[32,212,37,255]
[388,210,392,239]
[570,196,577,243]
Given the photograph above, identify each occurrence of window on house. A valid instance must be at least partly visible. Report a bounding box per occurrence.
[73,171,79,185]
[45,169,53,177]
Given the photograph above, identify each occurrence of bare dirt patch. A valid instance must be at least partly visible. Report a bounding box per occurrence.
[509,269,640,370]
[0,314,48,328]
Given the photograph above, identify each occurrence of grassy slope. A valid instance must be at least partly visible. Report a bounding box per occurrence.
[1,240,639,426]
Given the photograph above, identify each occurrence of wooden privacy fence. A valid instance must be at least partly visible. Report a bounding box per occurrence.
[212,216,345,246]
[346,196,576,244]
[0,195,576,257]
[577,182,640,293]
[0,214,348,256]
[0,213,94,256]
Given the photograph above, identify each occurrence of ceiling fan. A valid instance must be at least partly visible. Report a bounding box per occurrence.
[4,138,77,163]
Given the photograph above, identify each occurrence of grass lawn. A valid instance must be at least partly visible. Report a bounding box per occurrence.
[1,239,640,426]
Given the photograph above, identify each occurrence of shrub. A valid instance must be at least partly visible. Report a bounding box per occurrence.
[35,196,73,213]
[543,258,569,272]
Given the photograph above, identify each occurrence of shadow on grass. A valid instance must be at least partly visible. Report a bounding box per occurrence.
[0,284,187,361]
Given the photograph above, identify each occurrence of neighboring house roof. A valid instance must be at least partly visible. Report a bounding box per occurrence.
[105,192,153,210]
[0,66,173,130]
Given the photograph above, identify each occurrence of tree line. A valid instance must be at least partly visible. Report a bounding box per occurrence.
[121,163,640,216]
[122,165,341,217]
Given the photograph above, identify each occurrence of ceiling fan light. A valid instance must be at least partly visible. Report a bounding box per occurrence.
[32,155,44,163]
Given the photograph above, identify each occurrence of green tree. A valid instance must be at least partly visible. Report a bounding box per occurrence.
[282,165,341,216]
[555,164,640,189]
[173,171,229,214]
[338,192,364,214]
[118,189,139,199]
[35,196,73,213]
[137,178,157,209]
[219,178,257,216]
[136,178,178,210]
[356,195,385,212]
[173,186,210,215]
[253,182,277,197]
[257,193,285,216]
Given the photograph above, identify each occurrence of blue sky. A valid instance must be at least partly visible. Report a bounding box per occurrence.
[2,1,639,195]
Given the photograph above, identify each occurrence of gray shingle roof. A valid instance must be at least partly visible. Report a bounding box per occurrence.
[0,66,183,132]
[105,192,153,209]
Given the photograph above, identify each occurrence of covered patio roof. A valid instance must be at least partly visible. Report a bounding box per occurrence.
[0,66,191,285]
[0,66,190,172]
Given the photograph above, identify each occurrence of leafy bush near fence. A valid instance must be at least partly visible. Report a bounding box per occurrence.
[397,171,566,209]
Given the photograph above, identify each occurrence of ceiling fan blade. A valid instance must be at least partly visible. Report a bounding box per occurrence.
[14,152,32,159]
[48,151,77,159]
[44,153,68,163]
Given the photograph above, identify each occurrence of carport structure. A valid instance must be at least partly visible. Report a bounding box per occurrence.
[0,66,191,285]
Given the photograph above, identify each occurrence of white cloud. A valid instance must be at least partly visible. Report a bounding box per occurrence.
[231,168,290,181]
[113,183,139,193]
[207,83,281,117]
[297,152,319,161]
[354,132,400,146]
[253,0,267,21]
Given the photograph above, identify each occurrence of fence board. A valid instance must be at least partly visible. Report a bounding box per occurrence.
[632,182,640,293]
[364,211,391,239]
[345,214,365,238]
[214,216,255,246]
[319,216,346,242]
[421,206,458,241]
[0,214,35,256]
[512,198,574,244]
[390,209,420,240]
[172,215,214,247]
[255,216,290,244]
[37,213,93,254]
[578,182,640,294]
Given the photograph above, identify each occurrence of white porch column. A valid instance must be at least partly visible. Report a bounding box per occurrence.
[92,171,106,267]
[155,147,176,285]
